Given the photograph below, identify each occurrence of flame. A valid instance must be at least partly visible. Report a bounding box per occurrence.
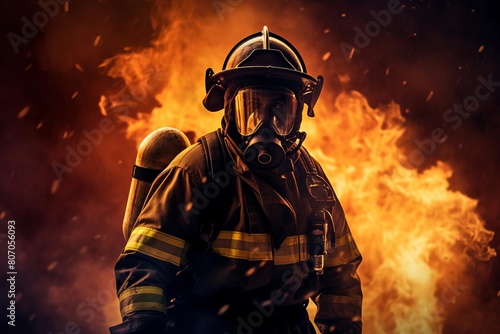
[308,93,496,333]
[98,1,496,332]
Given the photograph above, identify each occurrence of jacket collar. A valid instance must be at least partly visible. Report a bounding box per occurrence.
[224,135,298,247]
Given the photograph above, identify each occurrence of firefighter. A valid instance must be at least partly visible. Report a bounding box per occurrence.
[110,26,362,334]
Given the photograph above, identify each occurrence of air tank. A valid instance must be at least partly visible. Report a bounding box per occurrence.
[122,127,190,239]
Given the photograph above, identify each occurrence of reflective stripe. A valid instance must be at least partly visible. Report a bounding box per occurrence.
[213,231,272,261]
[125,227,187,266]
[335,232,355,247]
[325,232,361,267]
[119,286,167,318]
[212,231,308,265]
[274,234,308,265]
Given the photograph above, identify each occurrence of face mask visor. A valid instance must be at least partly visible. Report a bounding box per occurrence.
[234,86,298,137]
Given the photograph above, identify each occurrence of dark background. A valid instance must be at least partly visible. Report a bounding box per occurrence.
[1,0,499,333]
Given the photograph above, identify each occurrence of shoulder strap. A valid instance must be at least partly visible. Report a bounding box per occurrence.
[299,147,336,207]
[195,129,228,249]
[299,146,336,260]
[199,129,224,179]
[298,146,318,175]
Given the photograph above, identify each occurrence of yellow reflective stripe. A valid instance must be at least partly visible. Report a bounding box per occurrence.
[325,232,360,267]
[324,247,360,267]
[119,286,163,300]
[212,231,272,261]
[121,302,166,317]
[125,227,187,266]
[218,231,270,243]
[274,234,308,265]
[118,286,167,318]
[212,231,308,264]
[132,227,185,248]
[335,232,354,247]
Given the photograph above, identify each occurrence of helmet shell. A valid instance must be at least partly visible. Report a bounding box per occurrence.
[203,26,323,116]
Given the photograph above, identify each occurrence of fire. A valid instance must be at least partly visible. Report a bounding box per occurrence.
[98,1,496,332]
[306,93,496,333]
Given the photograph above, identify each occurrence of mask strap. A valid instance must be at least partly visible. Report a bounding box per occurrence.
[284,131,307,156]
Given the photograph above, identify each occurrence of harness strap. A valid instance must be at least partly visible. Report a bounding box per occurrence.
[196,129,227,249]
[132,165,163,183]
[199,130,221,181]
[298,147,335,208]
[298,147,336,273]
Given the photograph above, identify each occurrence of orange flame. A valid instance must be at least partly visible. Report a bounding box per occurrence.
[309,92,496,333]
[99,1,496,332]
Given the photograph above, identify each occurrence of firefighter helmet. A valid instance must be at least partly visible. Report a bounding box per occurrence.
[203,26,323,117]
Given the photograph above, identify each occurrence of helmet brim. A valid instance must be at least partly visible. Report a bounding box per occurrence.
[213,66,318,90]
[203,66,319,112]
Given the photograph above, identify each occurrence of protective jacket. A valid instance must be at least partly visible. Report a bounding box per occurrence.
[110,129,362,334]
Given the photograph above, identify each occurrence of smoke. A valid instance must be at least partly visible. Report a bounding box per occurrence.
[1,0,499,333]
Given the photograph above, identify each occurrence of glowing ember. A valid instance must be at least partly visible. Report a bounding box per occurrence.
[17,106,30,119]
[94,35,102,47]
[47,261,59,271]
[50,179,60,194]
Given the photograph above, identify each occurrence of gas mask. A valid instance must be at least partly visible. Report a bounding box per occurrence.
[233,86,303,170]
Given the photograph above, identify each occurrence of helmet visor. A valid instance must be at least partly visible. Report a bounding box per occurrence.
[234,86,298,136]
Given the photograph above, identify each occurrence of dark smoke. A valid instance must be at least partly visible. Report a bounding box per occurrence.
[0,0,498,333]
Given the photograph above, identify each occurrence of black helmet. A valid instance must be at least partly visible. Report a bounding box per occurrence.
[203,26,323,117]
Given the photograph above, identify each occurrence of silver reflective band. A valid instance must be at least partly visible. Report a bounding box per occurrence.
[234,86,297,136]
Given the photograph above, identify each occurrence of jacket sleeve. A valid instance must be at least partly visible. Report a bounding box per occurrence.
[313,164,363,334]
[110,166,203,334]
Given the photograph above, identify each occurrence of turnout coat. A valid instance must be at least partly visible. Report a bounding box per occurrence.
[111,130,362,334]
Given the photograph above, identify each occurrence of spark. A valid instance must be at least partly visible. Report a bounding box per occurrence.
[426,91,434,102]
[50,180,60,194]
[17,106,30,119]
[245,267,256,276]
[47,261,58,271]
[94,35,102,47]
[349,47,355,60]
[217,304,230,316]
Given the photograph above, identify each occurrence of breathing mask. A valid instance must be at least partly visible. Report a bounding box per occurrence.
[233,85,301,169]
